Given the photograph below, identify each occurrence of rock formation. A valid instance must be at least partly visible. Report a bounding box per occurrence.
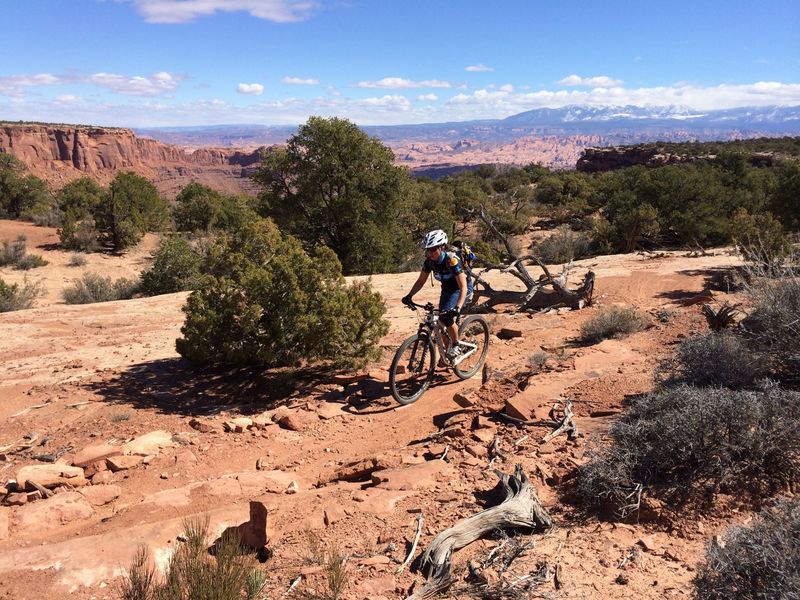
[0,124,264,198]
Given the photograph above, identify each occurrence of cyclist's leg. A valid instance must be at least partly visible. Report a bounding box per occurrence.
[439,288,461,356]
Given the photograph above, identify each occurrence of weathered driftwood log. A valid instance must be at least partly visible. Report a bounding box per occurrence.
[464,206,594,313]
[470,258,594,312]
[405,465,552,600]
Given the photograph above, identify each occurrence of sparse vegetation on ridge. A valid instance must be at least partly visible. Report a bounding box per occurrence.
[579,305,649,343]
[62,272,139,304]
[0,277,43,312]
[694,496,800,599]
[576,383,800,518]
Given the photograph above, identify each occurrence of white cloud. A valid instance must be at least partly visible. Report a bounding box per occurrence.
[0,73,67,96]
[499,84,514,93]
[126,0,318,23]
[417,93,438,102]
[237,83,265,95]
[88,71,182,95]
[55,94,79,103]
[358,95,411,110]
[558,74,624,87]
[282,76,319,85]
[465,64,494,72]
[356,77,451,89]
[4,79,799,128]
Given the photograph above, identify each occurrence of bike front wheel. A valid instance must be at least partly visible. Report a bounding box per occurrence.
[454,315,490,380]
[389,333,436,405]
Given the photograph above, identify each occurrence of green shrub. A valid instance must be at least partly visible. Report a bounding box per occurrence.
[58,214,100,251]
[731,208,791,268]
[176,218,389,369]
[119,516,266,600]
[139,236,204,296]
[661,331,766,389]
[0,236,47,270]
[0,278,43,312]
[576,384,800,518]
[62,272,138,304]
[579,305,649,343]
[535,225,592,264]
[694,496,800,599]
[744,266,800,368]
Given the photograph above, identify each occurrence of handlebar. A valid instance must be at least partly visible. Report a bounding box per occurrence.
[403,299,437,313]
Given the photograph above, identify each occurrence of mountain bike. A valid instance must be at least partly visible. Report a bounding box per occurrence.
[389,301,490,405]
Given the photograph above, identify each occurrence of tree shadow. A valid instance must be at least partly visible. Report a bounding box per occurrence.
[85,357,332,416]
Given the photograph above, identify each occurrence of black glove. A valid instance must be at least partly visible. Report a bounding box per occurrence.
[401,295,413,306]
[444,306,460,318]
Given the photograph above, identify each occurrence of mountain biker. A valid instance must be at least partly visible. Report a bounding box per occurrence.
[402,229,473,362]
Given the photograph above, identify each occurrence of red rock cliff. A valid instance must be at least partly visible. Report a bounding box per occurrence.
[0,124,264,198]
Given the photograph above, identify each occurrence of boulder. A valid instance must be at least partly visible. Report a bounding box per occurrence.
[236,501,269,550]
[15,492,94,533]
[107,455,144,472]
[323,504,347,527]
[223,417,253,433]
[497,328,523,340]
[189,418,222,434]
[71,443,123,468]
[16,464,87,490]
[80,484,121,506]
[123,430,178,456]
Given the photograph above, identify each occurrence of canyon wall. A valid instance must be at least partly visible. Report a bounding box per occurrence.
[0,124,263,198]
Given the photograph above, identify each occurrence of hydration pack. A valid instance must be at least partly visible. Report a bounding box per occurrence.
[452,240,476,271]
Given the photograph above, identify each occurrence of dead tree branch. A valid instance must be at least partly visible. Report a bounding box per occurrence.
[405,465,552,600]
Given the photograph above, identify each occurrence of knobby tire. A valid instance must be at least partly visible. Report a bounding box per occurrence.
[453,315,490,380]
[389,333,436,405]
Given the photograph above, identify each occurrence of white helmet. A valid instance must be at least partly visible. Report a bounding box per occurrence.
[422,229,448,249]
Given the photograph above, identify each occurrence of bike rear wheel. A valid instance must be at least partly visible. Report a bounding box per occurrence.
[389,333,436,405]
[454,315,490,380]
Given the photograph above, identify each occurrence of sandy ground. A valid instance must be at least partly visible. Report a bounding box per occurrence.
[0,219,752,599]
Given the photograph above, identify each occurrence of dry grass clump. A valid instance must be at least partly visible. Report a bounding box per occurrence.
[576,384,800,519]
[745,273,800,369]
[694,496,800,599]
[63,272,139,304]
[0,277,43,312]
[660,331,766,389]
[119,516,266,600]
[292,529,349,600]
[68,253,88,267]
[579,305,649,344]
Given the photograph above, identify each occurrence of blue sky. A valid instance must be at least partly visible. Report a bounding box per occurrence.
[1,0,798,127]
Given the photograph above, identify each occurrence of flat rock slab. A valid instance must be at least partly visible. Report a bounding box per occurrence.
[316,403,346,420]
[0,507,8,541]
[15,492,94,533]
[79,484,122,506]
[231,470,301,495]
[71,443,123,468]
[371,460,455,491]
[123,430,178,456]
[350,488,415,515]
[16,464,87,490]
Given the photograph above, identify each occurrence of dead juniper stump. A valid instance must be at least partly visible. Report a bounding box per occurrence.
[406,465,552,600]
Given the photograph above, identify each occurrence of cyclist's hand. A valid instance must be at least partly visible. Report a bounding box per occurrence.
[443,306,460,319]
[401,295,413,307]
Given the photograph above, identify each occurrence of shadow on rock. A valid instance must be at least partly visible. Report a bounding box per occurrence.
[85,357,329,416]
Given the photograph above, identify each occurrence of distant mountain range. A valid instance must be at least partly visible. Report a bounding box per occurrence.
[135,105,800,148]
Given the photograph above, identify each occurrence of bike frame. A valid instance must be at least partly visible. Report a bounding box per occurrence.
[409,302,478,367]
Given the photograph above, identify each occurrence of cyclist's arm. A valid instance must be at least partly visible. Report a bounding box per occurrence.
[454,271,468,310]
[406,270,429,299]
